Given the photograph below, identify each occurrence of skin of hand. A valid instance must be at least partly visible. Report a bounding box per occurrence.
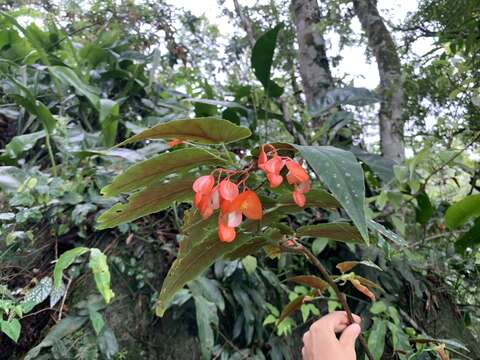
[302,311,362,360]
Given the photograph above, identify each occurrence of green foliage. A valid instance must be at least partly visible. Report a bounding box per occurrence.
[251,24,284,97]
[295,145,368,241]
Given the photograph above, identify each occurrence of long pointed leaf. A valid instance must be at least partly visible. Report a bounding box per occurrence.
[117,117,251,146]
[101,148,226,197]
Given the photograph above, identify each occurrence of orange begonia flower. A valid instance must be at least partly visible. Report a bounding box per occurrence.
[292,190,306,207]
[218,223,236,243]
[193,175,215,194]
[285,159,309,185]
[218,179,239,201]
[227,190,263,220]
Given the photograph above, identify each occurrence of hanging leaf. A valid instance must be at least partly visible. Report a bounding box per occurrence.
[5,131,46,158]
[278,295,310,323]
[251,24,284,97]
[116,117,251,146]
[99,99,120,147]
[351,146,396,183]
[309,87,380,116]
[53,247,90,288]
[367,219,407,246]
[350,278,376,301]
[296,223,363,243]
[415,191,434,225]
[287,275,329,292]
[455,218,480,253]
[367,318,387,360]
[89,309,105,335]
[1,319,21,343]
[445,194,480,229]
[191,292,218,359]
[97,175,195,229]
[88,249,114,304]
[294,145,368,242]
[25,316,88,359]
[101,148,226,197]
[49,66,100,108]
[97,325,119,360]
[10,95,56,134]
[336,260,382,273]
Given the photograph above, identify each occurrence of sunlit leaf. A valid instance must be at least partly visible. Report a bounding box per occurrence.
[294,145,368,242]
[101,148,226,197]
[89,249,114,304]
[455,218,480,253]
[97,175,195,229]
[445,194,480,229]
[1,318,21,342]
[117,117,251,146]
[53,247,90,288]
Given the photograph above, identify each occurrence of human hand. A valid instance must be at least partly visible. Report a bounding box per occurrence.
[302,311,362,360]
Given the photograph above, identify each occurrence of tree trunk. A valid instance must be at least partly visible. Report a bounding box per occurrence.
[353,0,405,162]
[291,0,333,127]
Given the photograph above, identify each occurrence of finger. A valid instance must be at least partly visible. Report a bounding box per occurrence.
[339,323,361,348]
[352,313,362,324]
[302,330,311,345]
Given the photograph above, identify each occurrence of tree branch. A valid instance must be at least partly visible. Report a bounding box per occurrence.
[280,241,374,360]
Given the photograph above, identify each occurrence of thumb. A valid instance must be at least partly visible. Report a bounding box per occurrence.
[339,323,361,348]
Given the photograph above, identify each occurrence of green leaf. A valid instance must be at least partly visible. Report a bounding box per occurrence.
[10,95,57,134]
[5,131,46,158]
[351,147,395,183]
[49,66,100,109]
[53,247,90,288]
[278,295,307,323]
[367,219,407,246]
[99,99,120,147]
[117,117,251,146]
[89,309,105,335]
[309,87,380,116]
[242,255,257,275]
[294,145,368,242]
[296,223,363,243]
[445,194,480,229]
[21,277,53,312]
[368,318,387,360]
[101,148,226,197]
[155,189,338,317]
[96,176,195,229]
[370,301,387,314]
[25,316,88,359]
[251,24,284,97]
[455,218,480,253]
[1,318,21,342]
[89,249,114,304]
[415,191,434,225]
[192,293,218,360]
[97,325,119,360]
[312,238,329,255]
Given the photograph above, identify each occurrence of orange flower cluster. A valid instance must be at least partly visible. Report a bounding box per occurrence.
[192,144,310,242]
[258,144,311,207]
[193,175,262,242]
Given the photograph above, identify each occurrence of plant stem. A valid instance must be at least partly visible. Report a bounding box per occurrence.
[281,242,374,360]
[45,133,57,176]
